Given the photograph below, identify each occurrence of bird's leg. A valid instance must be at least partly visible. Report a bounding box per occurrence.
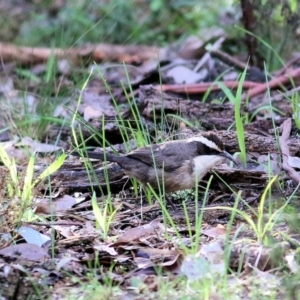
[139,185,144,219]
[165,195,177,211]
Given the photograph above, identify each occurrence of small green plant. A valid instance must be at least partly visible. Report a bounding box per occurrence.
[147,176,216,254]
[91,192,119,239]
[2,94,65,141]
[202,175,299,244]
[218,66,248,165]
[0,143,66,224]
[237,26,286,71]
[5,53,73,140]
[67,269,122,300]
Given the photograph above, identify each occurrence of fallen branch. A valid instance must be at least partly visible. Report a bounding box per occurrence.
[245,67,300,99]
[0,42,161,65]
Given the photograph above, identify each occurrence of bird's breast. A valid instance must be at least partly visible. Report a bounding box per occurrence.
[192,155,224,181]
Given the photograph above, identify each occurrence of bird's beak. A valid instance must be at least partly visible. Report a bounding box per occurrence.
[220,151,237,166]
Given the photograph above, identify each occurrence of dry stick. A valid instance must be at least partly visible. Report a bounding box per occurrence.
[249,86,300,114]
[245,67,300,100]
[25,221,83,227]
[155,81,262,94]
[279,118,300,183]
[193,37,225,72]
[210,49,249,71]
[267,86,300,102]
[273,55,300,76]
[0,42,161,65]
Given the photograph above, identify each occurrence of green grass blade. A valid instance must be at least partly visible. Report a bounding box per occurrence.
[0,143,18,184]
[21,153,35,204]
[33,153,66,186]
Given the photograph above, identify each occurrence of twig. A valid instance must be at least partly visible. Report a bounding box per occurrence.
[279,118,300,183]
[193,37,225,72]
[210,49,248,71]
[25,221,83,227]
[245,67,300,99]
[154,81,262,94]
[273,54,300,76]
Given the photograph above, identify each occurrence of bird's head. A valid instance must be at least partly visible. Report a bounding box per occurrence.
[188,133,237,165]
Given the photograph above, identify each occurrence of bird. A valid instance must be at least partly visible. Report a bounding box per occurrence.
[72,133,236,193]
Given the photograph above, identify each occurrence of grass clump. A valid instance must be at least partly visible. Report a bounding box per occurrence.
[218,66,247,165]
[0,143,66,228]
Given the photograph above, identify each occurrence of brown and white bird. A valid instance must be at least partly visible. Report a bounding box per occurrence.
[72,133,236,192]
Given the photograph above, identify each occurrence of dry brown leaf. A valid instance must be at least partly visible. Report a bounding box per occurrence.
[117,219,161,243]
[0,244,50,261]
[202,225,227,238]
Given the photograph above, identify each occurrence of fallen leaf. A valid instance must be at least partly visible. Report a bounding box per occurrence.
[16,136,61,153]
[180,240,226,281]
[202,226,226,238]
[18,226,51,247]
[285,252,300,273]
[180,255,210,281]
[35,194,84,214]
[117,219,161,243]
[288,156,300,169]
[94,244,118,255]
[83,105,104,121]
[0,243,50,261]
[166,65,207,84]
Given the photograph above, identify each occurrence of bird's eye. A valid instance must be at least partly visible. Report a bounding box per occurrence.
[210,149,220,155]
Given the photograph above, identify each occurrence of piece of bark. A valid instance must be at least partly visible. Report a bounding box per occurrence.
[215,130,300,156]
[229,239,288,271]
[139,86,292,131]
[140,85,234,129]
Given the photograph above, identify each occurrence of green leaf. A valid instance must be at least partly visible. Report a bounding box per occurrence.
[21,153,35,203]
[33,152,66,186]
[234,67,248,165]
[92,191,109,238]
[0,143,18,184]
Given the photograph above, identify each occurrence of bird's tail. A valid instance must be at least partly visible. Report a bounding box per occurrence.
[71,150,117,162]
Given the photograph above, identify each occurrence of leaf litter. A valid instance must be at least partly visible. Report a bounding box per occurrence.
[0,16,300,300]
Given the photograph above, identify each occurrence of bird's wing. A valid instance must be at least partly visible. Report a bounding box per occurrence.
[127,142,195,171]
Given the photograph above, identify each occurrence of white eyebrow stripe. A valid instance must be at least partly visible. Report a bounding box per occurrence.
[187,136,221,151]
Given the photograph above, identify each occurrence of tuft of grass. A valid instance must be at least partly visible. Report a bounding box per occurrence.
[66,270,122,300]
[203,175,300,245]
[236,26,285,71]
[91,192,119,240]
[218,66,248,165]
[0,142,66,225]
[2,93,66,141]
[5,54,71,141]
